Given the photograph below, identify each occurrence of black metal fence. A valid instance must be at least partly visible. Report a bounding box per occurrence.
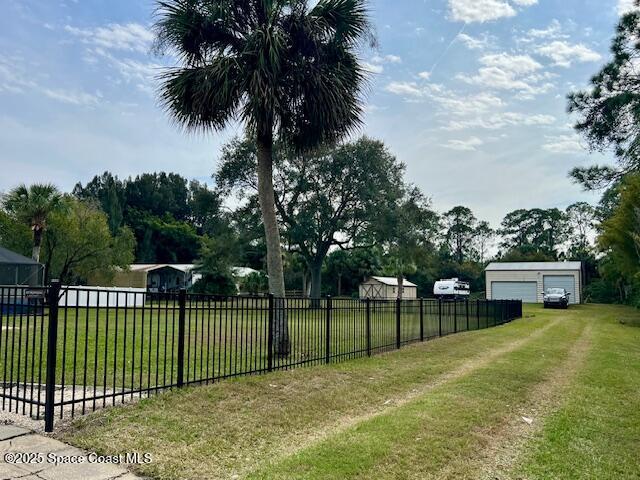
[0,282,522,431]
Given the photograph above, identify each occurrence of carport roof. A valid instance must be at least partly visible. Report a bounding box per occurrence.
[485,261,582,271]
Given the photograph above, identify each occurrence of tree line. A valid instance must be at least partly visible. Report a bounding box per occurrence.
[0,136,597,301]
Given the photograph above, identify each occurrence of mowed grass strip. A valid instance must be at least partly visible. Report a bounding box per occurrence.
[60,309,549,479]
[248,309,581,479]
[514,305,640,480]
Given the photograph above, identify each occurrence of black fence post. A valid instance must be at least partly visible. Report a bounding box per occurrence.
[44,280,61,433]
[438,298,442,337]
[266,293,274,372]
[325,296,332,364]
[395,297,401,349]
[486,300,490,328]
[419,298,424,342]
[476,299,480,330]
[453,299,457,333]
[177,288,187,386]
[366,298,371,357]
[466,299,469,331]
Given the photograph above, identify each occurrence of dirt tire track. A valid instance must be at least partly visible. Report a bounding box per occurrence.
[451,322,594,480]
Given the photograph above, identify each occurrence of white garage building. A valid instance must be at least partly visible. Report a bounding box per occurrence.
[485,262,583,304]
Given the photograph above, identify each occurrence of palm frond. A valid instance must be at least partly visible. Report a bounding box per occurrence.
[278,42,367,150]
[160,57,245,132]
[310,0,373,47]
[154,0,247,64]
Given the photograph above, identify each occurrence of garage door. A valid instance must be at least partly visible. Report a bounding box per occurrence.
[543,275,577,304]
[491,282,537,303]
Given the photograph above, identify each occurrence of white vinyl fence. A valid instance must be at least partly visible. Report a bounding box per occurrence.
[59,286,146,308]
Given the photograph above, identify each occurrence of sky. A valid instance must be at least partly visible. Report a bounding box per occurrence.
[0,0,633,227]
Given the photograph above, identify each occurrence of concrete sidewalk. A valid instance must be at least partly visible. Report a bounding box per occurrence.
[0,424,142,480]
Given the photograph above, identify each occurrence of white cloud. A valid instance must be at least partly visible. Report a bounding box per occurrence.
[459,53,553,95]
[480,53,542,74]
[385,81,423,97]
[65,23,153,53]
[448,0,537,23]
[535,41,601,67]
[385,78,504,116]
[366,54,402,74]
[0,53,100,106]
[525,19,568,40]
[442,136,484,151]
[434,91,504,116]
[84,48,161,95]
[418,71,431,80]
[618,0,638,15]
[542,134,585,154]
[363,62,384,74]
[457,33,492,50]
[449,0,515,23]
[443,112,556,130]
[40,88,101,106]
[374,54,402,64]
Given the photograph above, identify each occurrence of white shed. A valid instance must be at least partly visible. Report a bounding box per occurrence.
[359,276,418,300]
[485,262,583,304]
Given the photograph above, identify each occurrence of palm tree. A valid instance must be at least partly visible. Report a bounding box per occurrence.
[154,0,372,355]
[2,184,63,262]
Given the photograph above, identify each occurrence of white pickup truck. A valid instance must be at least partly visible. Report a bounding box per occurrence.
[433,278,470,299]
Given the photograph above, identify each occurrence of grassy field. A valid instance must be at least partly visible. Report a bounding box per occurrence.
[58,303,640,479]
[0,299,492,396]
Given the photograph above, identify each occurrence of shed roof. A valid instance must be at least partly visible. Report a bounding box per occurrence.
[129,264,195,273]
[485,261,582,272]
[369,276,417,287]
[0,246,40,265]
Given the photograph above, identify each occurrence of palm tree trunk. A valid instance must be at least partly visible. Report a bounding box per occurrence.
[397,275,404,300]
[256,134,289,356]
[32,226,43,263]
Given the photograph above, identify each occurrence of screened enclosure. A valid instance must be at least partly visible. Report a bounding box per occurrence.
[0,246,44,286]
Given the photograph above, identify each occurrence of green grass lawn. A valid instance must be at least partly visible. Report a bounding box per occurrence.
[58,303,640,479]
[0,299,494,397]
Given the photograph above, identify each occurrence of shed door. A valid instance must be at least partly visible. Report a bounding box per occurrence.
[543,275,577,304]
[491,282,537,303]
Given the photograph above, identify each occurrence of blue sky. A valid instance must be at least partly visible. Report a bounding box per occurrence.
[0,0,631,226]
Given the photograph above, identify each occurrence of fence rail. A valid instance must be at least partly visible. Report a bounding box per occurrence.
[0,282,522,431]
